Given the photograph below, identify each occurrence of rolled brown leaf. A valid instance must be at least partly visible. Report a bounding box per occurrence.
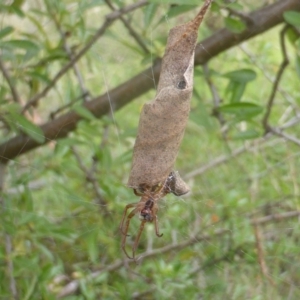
[128,0,212,190]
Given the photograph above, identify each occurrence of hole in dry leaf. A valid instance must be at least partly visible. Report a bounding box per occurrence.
[177,80,187,89]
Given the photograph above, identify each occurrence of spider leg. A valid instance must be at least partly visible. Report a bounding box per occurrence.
[132,220,146,259]
[133,189,143,196]
[121,208,138,259]
[119,203,137,236]
[154,215,163,237]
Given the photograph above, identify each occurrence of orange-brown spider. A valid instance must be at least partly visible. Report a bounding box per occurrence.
[120,171,189,259]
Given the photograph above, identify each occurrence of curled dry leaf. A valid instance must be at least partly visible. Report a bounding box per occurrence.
[128,0,212,190]
[121,1,212,259]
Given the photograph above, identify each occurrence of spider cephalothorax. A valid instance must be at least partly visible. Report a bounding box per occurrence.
[120,171,189,259]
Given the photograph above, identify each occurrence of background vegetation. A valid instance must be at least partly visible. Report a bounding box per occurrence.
[1,0,300,299]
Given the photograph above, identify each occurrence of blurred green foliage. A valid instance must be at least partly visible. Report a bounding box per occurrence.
[1,0,300,299]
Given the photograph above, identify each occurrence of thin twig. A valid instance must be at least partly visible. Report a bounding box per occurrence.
[56,203,300,298]
[268,127,300,147]
[250,210,300,225]
[250,171,275,286]
[226,7,254,26]
[203,63,225,127]
[239,45,299,115]
[57,228,229,298]
[70,147,110,216]
[0,163,18,300]
[49,94,83,119]
[4,235,19,299]
[184,135,272,180]
[262,25,289,132]
[22,0,148,112]
[260,25,300,147]
[253,224,275,285]
[46,1,90,102]
[132,287,156,300]
[104,0,150,54]
[0,56,21,103]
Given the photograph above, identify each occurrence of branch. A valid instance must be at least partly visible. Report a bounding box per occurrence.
[1,0,300,164]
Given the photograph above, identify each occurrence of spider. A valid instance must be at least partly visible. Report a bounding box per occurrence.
[120,171,189,259]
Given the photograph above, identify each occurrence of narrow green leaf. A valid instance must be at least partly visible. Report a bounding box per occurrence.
[226,81,246,103]
[295,54,300,78]
[232,129,260,140]
[72,104,96,121]
[162,5,197,20]
[0,85,8,101]
[144,3,159,27]
[87,232,99,264]
[26,71,51,84]
[286,27,300,45]
[283,11,300,27]
[95,147,112,167]
[224,17,246,33]
[219,102,263,118]
[224,69,257,83]
[0,26,14,39]
[23,276,38,300]
[226,3,243,10]
[210,2,220,13]
[8,112,45,143]
[0,39,40,52]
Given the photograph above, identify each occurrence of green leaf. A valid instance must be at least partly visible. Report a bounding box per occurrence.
[224,69,257,102]
[232,129,260,140]
[144,3,159,27]
[0,39,39,52]
[283,11,300,27]
[226,3,243,10]
[296,54,300,79]
[0,85,8,101]
[95,147,112,167]
[0,26,14,39]
[72,104,96,121]
[7,110,45,143]
[162,5,197,20]
[26,71,51,84]
[190,88,215,130]
[0,2,25,17]
[286,27,300,45]
[226,81,246,103]
[87,231,99,264]
[210,2,220,12]
[224,17,246,33]
[224,69,257,83]
[219,102,263,119]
